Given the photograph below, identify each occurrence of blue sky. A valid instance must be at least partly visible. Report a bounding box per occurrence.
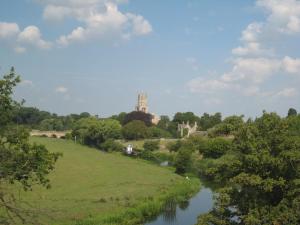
[0,0,299,118]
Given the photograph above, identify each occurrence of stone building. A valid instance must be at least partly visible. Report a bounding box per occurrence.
[135,93,160,125]
[135,93,148,113]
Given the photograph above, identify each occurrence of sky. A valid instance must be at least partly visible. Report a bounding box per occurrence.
[0,0,299,119]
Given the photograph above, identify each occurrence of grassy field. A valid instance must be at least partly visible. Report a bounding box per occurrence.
[11,137,193,224]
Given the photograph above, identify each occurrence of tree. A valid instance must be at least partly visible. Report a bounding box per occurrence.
[200,137,232,159]
[72,118,122,147]
[173,112,199,124]
[197,112,300,224]
[157,115,170,130]
[143,140,160,151]
[174,148,192,174]
[199,112,222,130]
[0,67,60,224]
[123,111,153,126]
[288,108,297,117]
[147,126,172,138]
[122,120,149,140]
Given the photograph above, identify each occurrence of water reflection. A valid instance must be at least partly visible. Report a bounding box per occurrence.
[162,198,177,223]
[145,187,213,225]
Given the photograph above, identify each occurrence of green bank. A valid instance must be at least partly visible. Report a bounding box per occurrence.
[13,137,199,224]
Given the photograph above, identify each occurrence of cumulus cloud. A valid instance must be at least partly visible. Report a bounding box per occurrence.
[0,0,152,51]
[0,22,52,52]
[256,0,300,34]
[18,26,52,49]
[221,57,281,83]
[187,0,300,101]
[0,22,20,39]
[45,1,152,46]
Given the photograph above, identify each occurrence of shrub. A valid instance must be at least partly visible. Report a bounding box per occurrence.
[101,139,124,152]
[174,148,192,174]
[201,137,232,159]
[166,140,182,152]
[143,140,160,151]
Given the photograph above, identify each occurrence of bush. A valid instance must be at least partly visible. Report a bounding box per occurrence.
[101,139,124,152]
[174,148,192,174]
[200,137,232,159]
[139,150,159,162]
[148,126,172,138]
[143,140,160,151]
[166,140,182,152]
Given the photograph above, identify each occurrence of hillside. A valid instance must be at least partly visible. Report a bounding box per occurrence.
[14,137,185,224]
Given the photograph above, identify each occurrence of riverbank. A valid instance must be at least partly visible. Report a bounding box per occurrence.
[76,178,200,225]
[10,137,200,225]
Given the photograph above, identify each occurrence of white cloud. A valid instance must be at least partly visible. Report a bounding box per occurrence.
[221,57,281,83]
[187,77,234,93]
[55,86,68,93]
[0,22,20,39]
[256,0,300,34]
[51,2,152,46]
[241,22,263,42]
[275,87,298,97]
[18,26,52,50]
[232,42,273,56]
[282,56,300,74]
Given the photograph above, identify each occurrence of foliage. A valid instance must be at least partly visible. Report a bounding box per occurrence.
[173,112,199,124]
[199,112,222,131]
[0,67,60,224]
[123,111,153,126]
[174,148,193,174]
[122,120,149,140]
[73,118,122,147]
[197,112,300,225]
[209,115,244,137]
[100,139,124,152]
[143,140,160,151]
[167,140,182,152]
[286,114,300,136]
[200,137,232,159]
[147,126,172,138]
[157,115,170,130]
[287,107,297,117]
[110,112,127,125]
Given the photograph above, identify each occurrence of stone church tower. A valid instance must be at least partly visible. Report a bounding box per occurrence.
[135,93,148,113]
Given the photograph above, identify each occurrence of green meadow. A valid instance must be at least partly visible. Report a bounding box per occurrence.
[12,137,198,224]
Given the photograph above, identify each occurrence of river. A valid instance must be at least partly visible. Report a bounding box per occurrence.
[145,187,214,225]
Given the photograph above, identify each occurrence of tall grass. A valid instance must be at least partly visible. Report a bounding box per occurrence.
[76,178,200,225]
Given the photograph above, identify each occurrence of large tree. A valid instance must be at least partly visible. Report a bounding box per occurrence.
[0,67,60,224]
[197,112,300,225]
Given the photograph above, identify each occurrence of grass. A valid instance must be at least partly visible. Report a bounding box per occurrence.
[10,137,198,225]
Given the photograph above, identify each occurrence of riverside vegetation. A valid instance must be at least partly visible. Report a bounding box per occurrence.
[1,68,300,225]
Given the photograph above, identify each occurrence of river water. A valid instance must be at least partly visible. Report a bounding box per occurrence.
[145,187,214,225]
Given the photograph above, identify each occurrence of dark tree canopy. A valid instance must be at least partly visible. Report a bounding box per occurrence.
[173,112,199,124]
[288,107,297,117]
[199,112,222,130]
[123,111,153,126]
